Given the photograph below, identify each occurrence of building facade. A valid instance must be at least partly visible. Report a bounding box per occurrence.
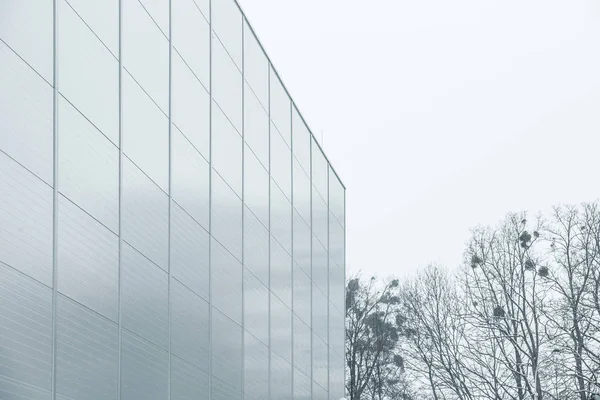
[0,0,346,399]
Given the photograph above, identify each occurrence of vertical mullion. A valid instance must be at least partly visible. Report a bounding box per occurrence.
[290,100,294,399]
[208,0,213,398]
[241,13,245,400]
[267,63,272,400]
[117,0,124,397]
[167,0,173,398]
[51,0,59,398]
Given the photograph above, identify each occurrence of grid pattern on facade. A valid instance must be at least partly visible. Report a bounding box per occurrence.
[0,0,346,399]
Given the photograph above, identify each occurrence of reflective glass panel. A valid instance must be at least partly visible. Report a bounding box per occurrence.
[271,237,292,308]
[65,0,119,55]
[312,283,328,344]
[271,294,292,363]
[138,0,169,36]
[211,238,242,324]
[293,315,311,377]
[271,126,291,200]
[171,356,210,400]
[292,105,310,175]
[243,206,269,286]
[312,334,328,392]
[293,160,311,225]
[212,40,242,133]
[293,211,311,278]
[292,263,311,326]
[211,172,242,261]
[312,186,328,249]
[271,352,293,400]
[271,183,292,254]
[243,268,269,345]
[212,309,243,390]
[243,21,268,109]
[329,167,345,228]
[329,215,345,270]
[244,333,269,400]
[244,84,269,169]
[293,368,311,400]
[212,102,242,196]
[270,67,291,146]
[329,305,345,358]
[311,139,328,200]
[244,144,269,228]
[211,0,242,69]
[312,236,328,297]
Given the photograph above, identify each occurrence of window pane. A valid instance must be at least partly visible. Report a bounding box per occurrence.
[271,294,292,363]
[172,0,209,88]
[244,333,269,400]
[64,0,119,55]
[271,237,292,308]
[211,0,242,69]
[244,85,269,168]
[121,329,168,400]
[0,153,53,286]
[243,21,268,109]
[213,41,242,133]
[212,377,242,400]
[271,352,292,400]
[312,334,328,392]
[293,210,311,279]
[311,139,328,200]
[211,172,242,261]
[57,195,119,321]
[244,269,269,345]
[59,2,119,144]
[138,0,169,36]
[122,74,169,192]
[0,0,53,81]
[212,103,242,196]
[329,167,345,228]
[329,215,344,270]
[122,0,169,112]
[293,315,311,377]
[0,43,53,185]
[294,368,311,400]
[271,126,291,200]
[59,99,119,232]
[329,260,345,318]
[292,263,311,326]
[312,283,328,344]
[122,242,169,349]
[243,206,269,286]
[212,309,243,390]
[244,145,269,228]
[172,52,210,160]
[329,306,345,359]
[172,128,210,230]
[329,349,345,400]
[171,357,210,400]
[122,157,169,270]
[270,68,291,146]
[292,105,310,175]
[170,279,210,371]
[55,295,118,399]
[211,238,242,324]
[293,162,310,226]
[171,201,210,300]
[312,187,328,248]
[271,183,292,254]
[0,264,52,391]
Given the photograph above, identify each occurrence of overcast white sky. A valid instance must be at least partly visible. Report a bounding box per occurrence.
[238,0,600,278]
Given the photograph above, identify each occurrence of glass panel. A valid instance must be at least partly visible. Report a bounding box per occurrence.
[270,68,291,146]
[172,52,210,160]
[59,2,119,144]
[293,315,311,377]
[271,294,292,363]
[172,0,209,88]
[122,73,169,192]
[0,264,52,391]
[244,144,269,228]
[271,183,292,254]
[59,98,119,232]
[55,295,118,400]
[312,334,328,392]
[0,153,53,286]
[0,42,53,184]
[122,157,169,269]
[292,105,310,175]
[122,0,169,112]
[293,160,310,225]
[211,0,242,69]
[64,0,119,55]
[171,201,210,300]
[172,128,210,229]
[138,0,169,36]
[211,172,242,261]
[244,333,269,400]
[121,329,168,400]
[329,167,345,228]
[171,357,210,400]
[212,102,242,196]
[212,309,243,390]
[243,21,268,109]
[328,349,345,400]
[271,237,292,308]
[57,195,119,321]
[329,215,344,270]
[312,236,328,297]
[211,238,243,324]
[212,40,242,133]
[244,84,269,168]
[243,269,269,345]
[294,368,311,400]
[292,263,311,326]
[121,242,169,349]
[312,283,328,344]
[212,377,242,400]
[313,381,328,400]
[243,206,269,286]
[170,279,210,371]
[293,211,311,278]
[329,260,345,317]
[311,139,328,200]
[271,352,293,400]
[313,187,328,249]
[0,0,53,81]
[271,126,291,200]
[329,305,345,358]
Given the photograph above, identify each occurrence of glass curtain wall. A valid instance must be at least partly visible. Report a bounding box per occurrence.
[0,0,346,399]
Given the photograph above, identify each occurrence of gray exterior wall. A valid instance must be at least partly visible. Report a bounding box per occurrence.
[0,0,346,399]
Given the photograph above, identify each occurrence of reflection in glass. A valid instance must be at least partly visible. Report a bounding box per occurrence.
[211,238,243,324]
[271,294,292,363]
[270,68,291,146]
[244,268,269,344]
[244,21,268,108]
[244,332,269,400]
[212,309,243,390]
